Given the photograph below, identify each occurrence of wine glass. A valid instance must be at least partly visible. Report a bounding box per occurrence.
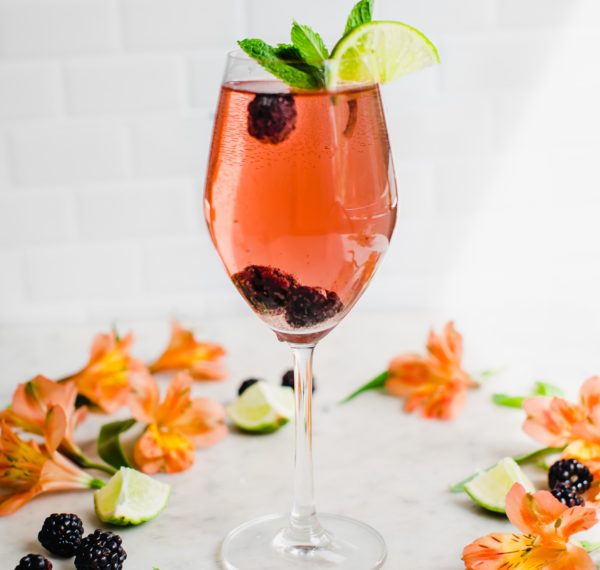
[204,51,397,570]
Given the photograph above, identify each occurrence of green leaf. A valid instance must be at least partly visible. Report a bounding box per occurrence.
[238,38,322,90]
[491,381,564,410]
[492,393,526,409]
[98,418,136,470]
[344,0,374,36]
[291,21,329,67]
[475,368,503,382]
[512,446,564,465]
[450,447,564,493]
[533,381,564,397]
[274,43,303,62]
[274,43,324,86]
[579,541,600,553]
[340,371,388,403]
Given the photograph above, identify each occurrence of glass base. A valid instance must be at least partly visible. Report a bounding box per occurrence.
[219,513,387,570]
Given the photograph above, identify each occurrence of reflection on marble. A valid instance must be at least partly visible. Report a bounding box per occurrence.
[1,309,600,569]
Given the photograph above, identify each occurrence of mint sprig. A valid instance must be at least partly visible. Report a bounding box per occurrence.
[344,0,374,36]
[274,43,324,86]
[291,21,329,66]
[238,39,323,90]
[238,0,374,90]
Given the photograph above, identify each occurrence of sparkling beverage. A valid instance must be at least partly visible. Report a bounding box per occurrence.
[205,80,397,340]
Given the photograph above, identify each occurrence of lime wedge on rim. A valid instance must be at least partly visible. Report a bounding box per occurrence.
[328,21,439,87]
[94,467,170,526]
[228,381,294,434]
[464,457,535,513]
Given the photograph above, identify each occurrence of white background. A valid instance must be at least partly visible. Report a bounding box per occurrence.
[1,0,600,328]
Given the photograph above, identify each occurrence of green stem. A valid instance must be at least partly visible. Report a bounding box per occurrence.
[512,446,565,465]
[477,368,503,382]
[491,382,565,410]
[449,447,565,493]
[340,371,388,404]
[75,454,117,476]
[491,394,527,409]
[90,478,106,489]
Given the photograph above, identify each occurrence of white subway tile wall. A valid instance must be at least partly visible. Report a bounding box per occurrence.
[0,0,599,325]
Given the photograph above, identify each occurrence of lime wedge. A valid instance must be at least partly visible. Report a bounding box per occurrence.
[94,467,170,526]
[464,458,535,513]
[328,21,439,87]
[228,381,294,433]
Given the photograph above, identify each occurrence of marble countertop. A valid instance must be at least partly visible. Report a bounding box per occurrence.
[2,308,600,569]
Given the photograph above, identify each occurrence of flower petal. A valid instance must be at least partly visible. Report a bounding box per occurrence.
[427,321,462,368]
[0,488,40,516]
[523,396,583,447]
[134,424,195,474]
[172,397,227,445]
[420,382,468,420]
[506,484,567,537]
[462,532,560,569]
[554,505,598,541]
[44,406,67,454]
[386,356,430,396]
[149,322,226,380]
[128,369,160,424]
[12,376,77,429]
[156,372,193,425]
[71,331,140,413]
[546,543,595,570]
[579,376,600,412]
[190,357,227,381]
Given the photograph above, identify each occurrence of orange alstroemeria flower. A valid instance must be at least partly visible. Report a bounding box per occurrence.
[463,483,597,570]
[67,331,148,414]
[129,372,227,474]
[149,322,226,380]
[0,418,102,516]
[0,375,87,459]
[386,322,477,420]
[524,376,600,491]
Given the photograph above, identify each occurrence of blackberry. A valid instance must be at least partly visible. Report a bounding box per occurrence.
[38,513,84,557]
[75,530,127,570]
[15,554,52,570]
[548,459,593,493]
[282,369,316,393]
[551,484,584,507]
[238,378,260,395]
[247,94,297,144]
[232,265,297,313]
[285,285,343,328]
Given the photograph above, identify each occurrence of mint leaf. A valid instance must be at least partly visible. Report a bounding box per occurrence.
[274,43,303,62]
[344,0,374,36]
[291,21,328,67]
[274,43,324,85]
[238,38,321,90]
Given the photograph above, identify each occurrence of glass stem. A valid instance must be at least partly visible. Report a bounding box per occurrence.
[287,343,324,543]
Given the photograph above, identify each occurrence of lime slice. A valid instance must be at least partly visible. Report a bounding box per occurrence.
[228,381,294,433]
[464,458,535,513]
[94,467,170,526]
[328,21,439,87]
